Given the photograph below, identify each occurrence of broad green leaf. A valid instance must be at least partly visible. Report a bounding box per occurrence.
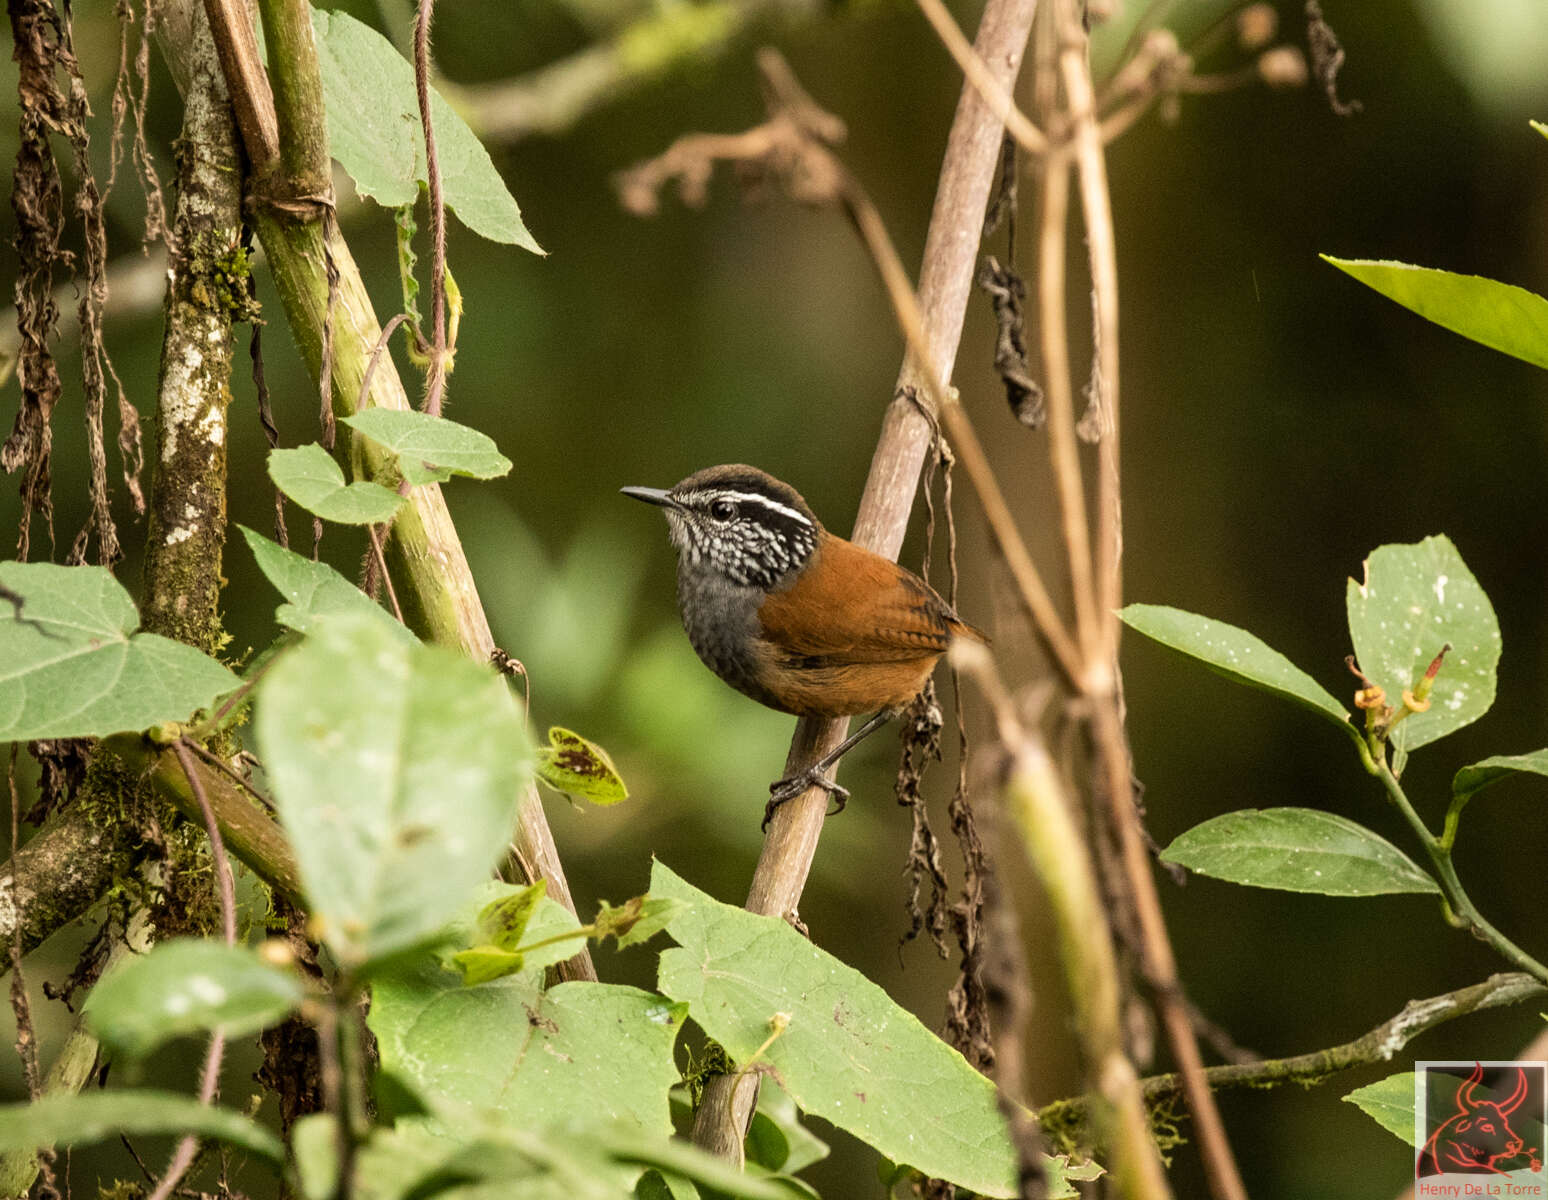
[1346,536,1501,752]
[341,410,512,487]
[1161,808,1439,896]
[1453,750,1548,803]
[84,938,304,1058]
[371,881,678,1130]
[254,615,531,966]
[651,861,1019,1198]
[358,1121,799,1200]
[1323,257,1548,371]
[312,10,542,252]
[594,896,686,950]
[535,727,630,805]
[747,1083,829,1175]
[268,444,405,526]
[0,561,238,741]
[1119,604,1352,733]
[603,1126,804,1199]
[637,1170,699,1200]
[1344,1073,1417,1145]
[370,966,683,1133]
[239,525,414,645]
[0,1090,283,1161]
[292,1113,341,1200]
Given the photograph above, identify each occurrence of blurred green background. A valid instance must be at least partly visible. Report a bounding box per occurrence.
[3,0,1548,1196]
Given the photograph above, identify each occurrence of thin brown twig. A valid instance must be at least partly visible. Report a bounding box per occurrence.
[914,0,1048,153]
[367,524,406,623]
[359,312,414,416]
[664,0,1043,1157]
[1041,971,1548,1142]
[184,739,271,811]
[1059,42,1122,653]
[955,641,1170,1198]
[413,0,448,416]
[148,741,239,1200]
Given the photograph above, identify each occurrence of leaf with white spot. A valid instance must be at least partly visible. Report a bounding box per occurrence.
[1346,536,1500,753]
[254,615,532,966]
[1160,808,1440,896]
[1119,604,1355,737]
[84,939,304,1058]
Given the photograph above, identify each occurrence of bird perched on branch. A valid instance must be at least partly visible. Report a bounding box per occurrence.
[622,464,984,825]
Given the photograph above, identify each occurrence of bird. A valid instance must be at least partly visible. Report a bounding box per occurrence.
[622,464,984,826]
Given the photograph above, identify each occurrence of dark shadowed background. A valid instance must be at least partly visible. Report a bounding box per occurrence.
[3,0,1548,1196]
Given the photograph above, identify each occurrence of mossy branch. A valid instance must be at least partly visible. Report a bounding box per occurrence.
[190,0,594,980]
[1036,971,1548,1153]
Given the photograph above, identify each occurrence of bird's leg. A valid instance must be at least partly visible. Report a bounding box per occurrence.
[762,710,894,829]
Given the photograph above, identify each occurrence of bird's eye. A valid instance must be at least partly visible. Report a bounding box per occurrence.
[709,499,737,521]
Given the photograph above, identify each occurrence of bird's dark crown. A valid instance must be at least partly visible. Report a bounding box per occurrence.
[656,465,822,589]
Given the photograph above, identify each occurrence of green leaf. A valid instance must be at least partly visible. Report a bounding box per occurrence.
[650,861,1019,1198]
[0,1090,283,1161]
[292,1113,341,1200]
[340,410,512,487]
[84,938,304,1058]
[535,726,630,805]
[1346,535,1501,753]
[1344,1073,1417,1145]
[748,1083,828,1175]
[449,944,526,985]
[480,880,547,950]
[312,9,542,252]
[370,967,684,1134]
[439,879,586,977]
[240,525,414,645]
[1452,749,1548,803]
[268,444,406,526]
[1161,808,1439,896]
[594,896,686,950]
[637,1170,700,1200]
[1119,603,1353,734]
[254,615,532,966]
[0,561,238,741]
[1323,257,1548,370]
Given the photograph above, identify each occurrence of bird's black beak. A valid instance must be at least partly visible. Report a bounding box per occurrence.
[620,485,676,508]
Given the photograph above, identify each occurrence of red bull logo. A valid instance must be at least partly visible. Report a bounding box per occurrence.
[1416,1061,1547,1197]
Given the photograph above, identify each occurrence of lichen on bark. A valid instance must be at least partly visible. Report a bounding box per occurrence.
[140,0,248,654]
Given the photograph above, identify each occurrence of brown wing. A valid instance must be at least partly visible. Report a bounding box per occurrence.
[757,533,981,666]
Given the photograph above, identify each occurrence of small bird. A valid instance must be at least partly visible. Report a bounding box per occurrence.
[622,464,984,825]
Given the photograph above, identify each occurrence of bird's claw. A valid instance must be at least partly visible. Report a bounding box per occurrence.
[762,770,850,830]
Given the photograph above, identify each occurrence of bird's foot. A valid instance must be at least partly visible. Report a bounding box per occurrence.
[763,769,850,830]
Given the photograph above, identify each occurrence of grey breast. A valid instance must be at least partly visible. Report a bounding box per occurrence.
[675,566,790,713]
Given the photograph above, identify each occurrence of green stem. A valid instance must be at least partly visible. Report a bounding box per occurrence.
[1374,757,1548,985]
[513,925,596,956]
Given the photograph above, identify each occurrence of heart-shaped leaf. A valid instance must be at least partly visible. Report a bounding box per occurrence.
[268,444,405,525]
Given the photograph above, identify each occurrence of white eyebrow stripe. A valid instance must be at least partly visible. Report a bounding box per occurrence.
[691,489,814,528]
